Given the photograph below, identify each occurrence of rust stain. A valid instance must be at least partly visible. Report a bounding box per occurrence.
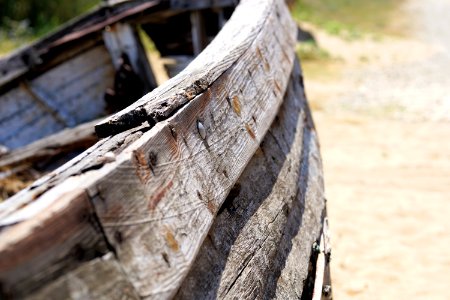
[274,80,282,93]
[256,46,270,72]
[245,123,256,140]
[133,149,151,184]
[263,60,271,72]
[148,181,173,210]
[207,201,216,214]
[232,95,241,116]
[165,229,180,252]
[256,46,263,60]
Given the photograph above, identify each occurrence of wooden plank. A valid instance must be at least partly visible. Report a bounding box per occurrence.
[312,234,326,300]
[0,0,163,88]
[89,1,296,298]
[95,0,296,137]
[0,124,149,227]
[0,87,64,150]
[0,119,99,169]
[28,253,139,300]
[0,45,114,149]
[170,0,237,10]
[0,0,298,298]
[190,11,207,56]
[175,58,326,300]
[103,22,157,91]
[321,216,333,300]
[0,181,110,298]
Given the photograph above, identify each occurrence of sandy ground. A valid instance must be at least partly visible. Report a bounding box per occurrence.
[301,0,450,299]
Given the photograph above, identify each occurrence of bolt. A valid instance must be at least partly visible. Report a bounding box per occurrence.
[322,285,332,298]
[312,242,321,254]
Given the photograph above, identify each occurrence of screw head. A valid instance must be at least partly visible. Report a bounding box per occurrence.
[312,242,321,254]
[323,285,332,298]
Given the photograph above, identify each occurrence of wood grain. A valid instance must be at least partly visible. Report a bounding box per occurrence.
[0,46,114,149]
[0,179,110,298]
[28,253,139,300]
[95,0,296,137]
[0,0,309,299]
[0,119,99,169]
[103,22,157,91]
[175,59,326,300]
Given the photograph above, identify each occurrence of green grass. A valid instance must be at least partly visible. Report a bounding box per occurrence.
[296,41,330,62]
[292,0,403,38]
[0,0,100,55]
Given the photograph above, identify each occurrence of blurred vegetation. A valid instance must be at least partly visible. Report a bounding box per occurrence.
[292,0,402,65]
[291,0,401,39]
[0,0,100,54]
[296,41,330,61]
[0,0,402,56]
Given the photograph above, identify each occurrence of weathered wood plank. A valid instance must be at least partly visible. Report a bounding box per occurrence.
[88,1,296,298]
[0,180,110,298]
[190,11,207,56]
[95,0,295,137]
[175,58,326,300]
[0,1,163,88]
[0,46,114,149]
[0,0,299,298]
[170,0,237,10]
[0,119,99,169]
[28,253,139,300]
[0,124,149,227]
[103,22,157,91]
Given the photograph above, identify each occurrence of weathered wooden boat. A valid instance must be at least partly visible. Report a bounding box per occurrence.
[0,0,237,198]
[0,0,331,299]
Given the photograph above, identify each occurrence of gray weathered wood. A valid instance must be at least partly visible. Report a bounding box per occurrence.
[95,0,296,137]
[0,1,324,299]
[28,253,139,300]
[175,58,326,300]
[0,119,99,169]
[170,0,236,10]
[103,22,157,91]
[0,45,114,149]
[190,11,207,56]
[0,1,163,89]
[0,182,110,298]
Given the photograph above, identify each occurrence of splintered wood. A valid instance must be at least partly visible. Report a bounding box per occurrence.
[0,0,327,299]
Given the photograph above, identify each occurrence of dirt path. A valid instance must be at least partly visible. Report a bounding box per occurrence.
[302,1,450,299]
